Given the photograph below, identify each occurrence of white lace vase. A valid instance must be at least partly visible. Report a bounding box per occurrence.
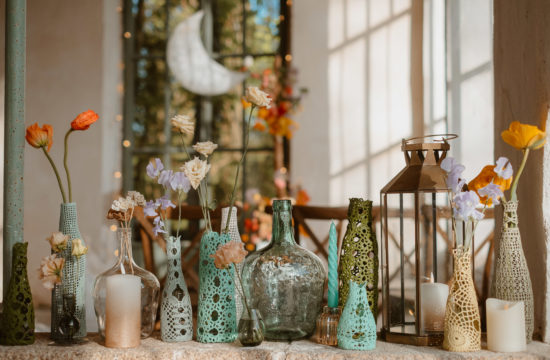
[493,201,534,342]
[221,206,244,323]
[160,236,193,342]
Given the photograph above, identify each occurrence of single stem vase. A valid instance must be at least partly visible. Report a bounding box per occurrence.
[160,236,193,342]
[337,281,376,350]
[492,201,534,342]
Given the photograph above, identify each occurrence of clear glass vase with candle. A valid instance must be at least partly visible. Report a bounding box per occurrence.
[93,226,160,342]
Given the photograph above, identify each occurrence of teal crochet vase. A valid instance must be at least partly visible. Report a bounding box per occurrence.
[0,242,35,345]
[337,281,377,350]
[197,231,237,343]
[51,203,87,341]
[160,236,193,342]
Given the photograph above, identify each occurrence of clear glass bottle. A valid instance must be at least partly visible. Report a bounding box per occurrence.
[93,228,160,339]
[241,200,326,340]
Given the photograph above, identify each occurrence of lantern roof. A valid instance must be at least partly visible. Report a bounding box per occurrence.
[381,135,456,194]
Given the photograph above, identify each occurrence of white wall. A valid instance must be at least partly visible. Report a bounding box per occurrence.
[1,0,122,331]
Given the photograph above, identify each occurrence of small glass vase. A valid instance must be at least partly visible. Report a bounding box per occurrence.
[241,200,326,340]
[238,308,265,347]
[56,294,81,345]
[443,246,481,352]
[93,228,160,342]
[313,306,341,346]
[160,236,193,342]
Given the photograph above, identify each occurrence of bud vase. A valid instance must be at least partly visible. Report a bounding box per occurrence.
[221,206,244,323]
[0,242,35,345]
[337,281,376,350]
[241,200,326,340]
[160,236,193,342]
[238,308,265,347]
[51,203,87,341]
[493,201,534,342]
[93,228,160,344]
[197,231,237,343]
[338,198,378,319]
[443,247,481,352]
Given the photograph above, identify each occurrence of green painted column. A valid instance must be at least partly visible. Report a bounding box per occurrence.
[3,0,26,297]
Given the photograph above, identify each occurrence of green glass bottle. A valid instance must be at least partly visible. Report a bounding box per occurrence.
[0,242,35,345]
[338,198,378,319]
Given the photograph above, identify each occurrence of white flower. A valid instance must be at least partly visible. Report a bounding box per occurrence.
[112,197,129,212]
[494,156,513,180]
[171,114,195,135]
[453,191,484,221]
[38,254,64,290]
[181,156,211,190]
[192,141,218,157]
[478,182,504,206]
[441,157,466,194]
[46,232,69,253]
[71,238,88,258]
[245,86,272,108]
[127,191,146,207]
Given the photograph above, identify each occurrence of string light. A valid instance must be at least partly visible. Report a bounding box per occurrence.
[122,140,131,147]
[110,225,118,232]
[280,167,288,174]
[123,32,132,39]
[114,171,122,179]
[285,54,292,62]
[115,114,123,122]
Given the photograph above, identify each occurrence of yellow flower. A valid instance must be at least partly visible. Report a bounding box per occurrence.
[501,121,546,150]
[46,232,69,253]
[468,165,512,206]
[71,238,88,258]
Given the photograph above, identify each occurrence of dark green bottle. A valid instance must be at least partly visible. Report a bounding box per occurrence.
[1,242,35,345]
[338,198,378,319]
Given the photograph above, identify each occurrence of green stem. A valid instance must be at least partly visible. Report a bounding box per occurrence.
[63,129,74,202]
[510,149,529,202]
[233,263,252,318]
[42,147,67,203]
[176,191,182,239]
[225,105,255,233]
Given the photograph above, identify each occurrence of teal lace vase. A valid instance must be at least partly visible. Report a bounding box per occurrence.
[161,236,193,342]
[337,281,377,350]
[197,231,237,343]
[0,242,35,345]
[51,203,87,341]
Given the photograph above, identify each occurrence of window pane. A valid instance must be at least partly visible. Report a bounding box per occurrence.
[246,0,281,54]
[209,151,242,206]
[213,1,244,55]
[134,0,168,58]
[245,152,276,199]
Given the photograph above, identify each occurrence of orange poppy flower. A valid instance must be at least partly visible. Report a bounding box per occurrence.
[468,165,512,205]
[71,110,99,131]
[501,121,546,150]
[25,123,53,151]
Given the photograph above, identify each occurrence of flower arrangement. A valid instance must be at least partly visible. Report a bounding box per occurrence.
[25,110,99,203]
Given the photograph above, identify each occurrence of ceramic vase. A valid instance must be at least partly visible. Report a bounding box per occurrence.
[443,246,481,352]
[493,201,534,342]
[0,242,35,345]
[160,236,193,342]
[337,281,376,350]
[197,231,237,343]
[51,203,87,341]
[221,206,244,323]
[338,198,378,319]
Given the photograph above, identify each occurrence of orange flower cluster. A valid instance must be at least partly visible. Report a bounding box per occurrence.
[255,104,298,139]
[468,165,512,206]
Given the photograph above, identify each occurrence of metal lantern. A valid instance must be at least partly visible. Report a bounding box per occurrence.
[380,135,457,346]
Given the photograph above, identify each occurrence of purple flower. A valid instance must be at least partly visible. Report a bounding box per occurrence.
[478,182,504,205]
[494,157,513,180]
[153,216,166,236]
[146,158,164,179]
[441,157,465,193]
[158,170,173,188]
[170,172,191,193]
[157,195,175,211]
[143,200,158,217]
[453,191,484,221]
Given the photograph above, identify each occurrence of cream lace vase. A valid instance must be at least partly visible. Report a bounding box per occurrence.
[221,206,244,323]
[493,201,534,342]
[443,246,481,352]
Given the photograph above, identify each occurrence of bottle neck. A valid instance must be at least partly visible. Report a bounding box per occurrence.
[272,208,296,246]
[166,236,182,270]
[117,228,135,267]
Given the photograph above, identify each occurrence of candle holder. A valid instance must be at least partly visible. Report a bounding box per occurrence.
[313,306,341,345]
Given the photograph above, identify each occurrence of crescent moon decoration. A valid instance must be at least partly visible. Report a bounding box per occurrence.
[167,10,247,96]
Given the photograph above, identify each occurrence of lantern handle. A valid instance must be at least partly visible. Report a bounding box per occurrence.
[403,134,458,145]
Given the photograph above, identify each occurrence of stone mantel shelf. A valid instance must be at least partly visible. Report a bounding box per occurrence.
[0,334,549,360]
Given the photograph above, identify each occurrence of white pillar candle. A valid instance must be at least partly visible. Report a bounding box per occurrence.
[486,298,526,352]
[105,274,141,348]
[420,274,449,332]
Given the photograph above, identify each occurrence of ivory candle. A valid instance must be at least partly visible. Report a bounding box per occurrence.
[420,274,448,332]
[105,274,141,348]
[486,298,526,352]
